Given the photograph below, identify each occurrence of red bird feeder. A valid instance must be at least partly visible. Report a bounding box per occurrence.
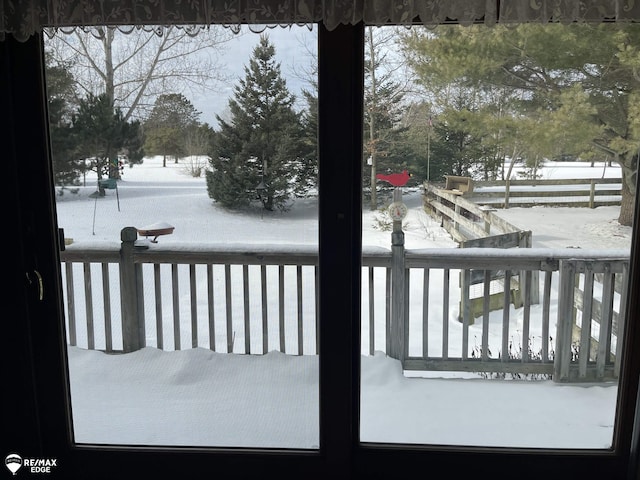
[376,170,411,187]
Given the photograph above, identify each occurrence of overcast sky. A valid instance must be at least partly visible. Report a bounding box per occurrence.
[192,25,317,127]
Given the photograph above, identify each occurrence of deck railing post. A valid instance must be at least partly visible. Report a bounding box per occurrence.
[555,260,577,381]
[120,227,144,352]
[389,188,406,362]
[520,230,540,305]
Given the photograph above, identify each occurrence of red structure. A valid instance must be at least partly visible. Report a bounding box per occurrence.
[376,169,410,187]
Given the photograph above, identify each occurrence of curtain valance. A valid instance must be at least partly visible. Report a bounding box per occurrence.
[1,0,639,41]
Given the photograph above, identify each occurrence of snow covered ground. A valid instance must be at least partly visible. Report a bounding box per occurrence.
[55,157,631,450]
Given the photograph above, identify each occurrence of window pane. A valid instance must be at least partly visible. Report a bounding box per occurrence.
[47,25,319,448]
[360,23,633,448]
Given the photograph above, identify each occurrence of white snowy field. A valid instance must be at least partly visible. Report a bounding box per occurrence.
[55,157,631,450]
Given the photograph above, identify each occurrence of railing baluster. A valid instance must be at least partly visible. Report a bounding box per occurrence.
[172,263,180,350]
[190,264,198,348]
[502,270,511,362]
[422,268,429,359]
[297,265,303,355]
[154,263,163,350]
[65,262,76,347]
[243,265,251,354]
[603,269,616,365]
[579,266,594,378]
[522,270,531,363]
[261,265,268,354]
[615,264,629,377]
[315,265,319,355]
[279,265,285,353]
[102,263,112,352]
[207,264,215,352]
[404,268,410,361]
[135,263,145,349]
[225,264,233,353]
[385,267,391,355]
[542,271,552,362]
[443,269,450,360]
[461,268,470,360]
[369,267,374,356]
[597,267,615,379]
[482,270,491,361]
[83,262,95,350]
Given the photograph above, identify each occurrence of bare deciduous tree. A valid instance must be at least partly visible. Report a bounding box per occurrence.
[365,26,410,210]
[46,26,238,121]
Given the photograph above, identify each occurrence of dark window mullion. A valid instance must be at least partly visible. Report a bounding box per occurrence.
[318,21,364,471]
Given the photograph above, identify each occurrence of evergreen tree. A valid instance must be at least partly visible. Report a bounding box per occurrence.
[45,53,84,187]
[428,90,491,179]
[295,88,319,194]
[207,35,307,211]
[144,93,202,166]
[401,23,640,225]
[72,93,144,189]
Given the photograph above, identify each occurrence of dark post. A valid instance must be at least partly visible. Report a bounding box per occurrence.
[318,22,363,472]
[120,227,144,352]
[390,188,406,361]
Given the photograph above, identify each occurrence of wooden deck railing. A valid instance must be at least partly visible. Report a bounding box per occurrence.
[398,248,628,381]
[59,229,628,382]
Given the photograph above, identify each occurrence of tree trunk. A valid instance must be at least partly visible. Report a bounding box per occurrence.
[616,152,637,227]
[618,175,635,227]
[102,28,115,108]
[264,195,274,211]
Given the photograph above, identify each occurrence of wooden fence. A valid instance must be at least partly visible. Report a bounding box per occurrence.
[423,182,538,318]
[423,182,528,244]
[422,178,617,242]
[468,177,622,209]
[59,228,628,382]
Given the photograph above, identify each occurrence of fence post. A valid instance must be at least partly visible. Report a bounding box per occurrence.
[453,203,461,232]
[120,226,144,352]
[389,188,406,362]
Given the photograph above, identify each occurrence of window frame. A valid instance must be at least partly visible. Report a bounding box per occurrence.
[4,19,640,480]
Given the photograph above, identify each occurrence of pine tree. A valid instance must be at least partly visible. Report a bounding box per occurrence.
[295,88,319,195]
[401,23,640,225]
[46,53,84,187]
[72,93,144,188]
[207,35,306,211]
[144,93,202,166]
